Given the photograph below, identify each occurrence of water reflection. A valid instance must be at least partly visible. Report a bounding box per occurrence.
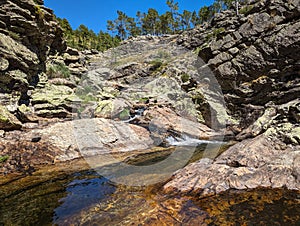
[53,174,115,224]
[0,169,115,226]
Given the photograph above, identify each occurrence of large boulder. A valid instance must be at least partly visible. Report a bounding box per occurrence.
[164,134,300,197]
[140,106,222,144]
[0,118,154,174]
[26,118,154,162]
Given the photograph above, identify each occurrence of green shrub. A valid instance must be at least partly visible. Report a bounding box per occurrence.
[239,5,254,15]
[118,108,130,120]
[47,63,70,79]
[157,50,170,60]
[80,94,97,103]
[0,155,9,163]
[76,86,98,103]
[138,97,149,103]
[8,31,21,41]
[206,27,226,41]
[193,47,202,55]
[34,4,44,19]
[181,73,190,83]
[150,59,163,71]
[213,27,225,37]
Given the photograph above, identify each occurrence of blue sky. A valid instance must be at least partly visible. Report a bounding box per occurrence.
[44,0,214,33]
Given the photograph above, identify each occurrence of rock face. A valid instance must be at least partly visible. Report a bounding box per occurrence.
[0,0,66,91]
[0,0,66,127]
[0,1,94,128]
[178,0,300,132]
[74,34,228,147]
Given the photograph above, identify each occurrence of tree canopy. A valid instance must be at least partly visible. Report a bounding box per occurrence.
[57,0,240,51]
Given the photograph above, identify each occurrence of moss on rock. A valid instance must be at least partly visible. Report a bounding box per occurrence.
[0,105,22,130]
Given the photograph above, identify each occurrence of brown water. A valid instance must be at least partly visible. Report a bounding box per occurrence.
[0,145,299,225]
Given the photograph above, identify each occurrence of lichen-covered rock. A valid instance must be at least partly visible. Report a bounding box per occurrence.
[31,84,76,118]
[0,57,9,71]
[95,99,131,120]
[16,104,38,123]
[265,123,300,145]
[0,104,22,130]
[0,0,66,105]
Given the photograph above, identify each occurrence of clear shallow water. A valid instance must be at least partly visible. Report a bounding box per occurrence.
[0,168,299,225]
[0,170,113,225]
[53,174,116,224]
[0,145,299,225]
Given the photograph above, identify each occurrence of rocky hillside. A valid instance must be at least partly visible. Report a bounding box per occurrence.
[179,0,300,140]
[0,0,299,194]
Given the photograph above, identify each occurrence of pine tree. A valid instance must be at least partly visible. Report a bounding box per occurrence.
[198,6,210,24]
[142,8,159,35]
[191,11,199,27]
[126,17,141,37]
[180,10,192,30]
[115,10,129,40]
[107,20,116,35]
[57,0,241,51]
[166,0,180,33]
[159,12,173,34]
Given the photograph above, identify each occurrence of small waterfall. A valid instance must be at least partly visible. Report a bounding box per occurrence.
[166,135,224,146]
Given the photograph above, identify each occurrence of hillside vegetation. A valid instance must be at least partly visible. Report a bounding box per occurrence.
[56,0,245,51]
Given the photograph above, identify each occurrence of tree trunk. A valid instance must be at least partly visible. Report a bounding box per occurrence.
[235,0,239,16]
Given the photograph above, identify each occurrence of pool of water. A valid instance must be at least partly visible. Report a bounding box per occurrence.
[0,169,114,225]
[0,144,299,225]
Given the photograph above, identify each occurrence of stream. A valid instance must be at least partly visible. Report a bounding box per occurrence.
[0,142,299,225]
